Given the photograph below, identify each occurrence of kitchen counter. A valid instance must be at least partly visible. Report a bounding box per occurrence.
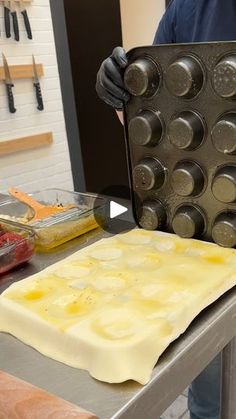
[0,226,236,418]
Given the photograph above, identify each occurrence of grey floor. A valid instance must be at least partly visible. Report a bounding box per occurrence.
[161,388,190,419]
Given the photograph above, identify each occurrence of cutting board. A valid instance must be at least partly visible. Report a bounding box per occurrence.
[0,370,97,419]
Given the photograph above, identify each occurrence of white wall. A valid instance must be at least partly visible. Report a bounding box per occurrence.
[120,0,165,51]
[0,0,73,193]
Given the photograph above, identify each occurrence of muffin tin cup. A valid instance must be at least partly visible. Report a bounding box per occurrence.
[212,54,236,99]
[165,55,204,99]
[168,110,205,150]
[124,56,160,97]
[211,112,236,154]
[212,211,236,247]
[128,110,164,147]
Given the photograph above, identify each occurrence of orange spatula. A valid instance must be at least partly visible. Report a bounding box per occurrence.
[8,188,76,223]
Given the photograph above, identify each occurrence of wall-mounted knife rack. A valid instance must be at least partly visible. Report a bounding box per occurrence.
[0,64,43,80]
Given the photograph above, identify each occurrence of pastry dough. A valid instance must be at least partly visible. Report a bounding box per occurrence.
[0,230,236,385]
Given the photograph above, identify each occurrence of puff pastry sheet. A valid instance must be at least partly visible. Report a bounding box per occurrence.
[1,230,236,384]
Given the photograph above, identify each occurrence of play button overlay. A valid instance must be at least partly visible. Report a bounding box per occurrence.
[110,201,128,219]
[93,185,140,235]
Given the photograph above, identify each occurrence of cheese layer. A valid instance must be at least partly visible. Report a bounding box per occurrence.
[0,230,236,384]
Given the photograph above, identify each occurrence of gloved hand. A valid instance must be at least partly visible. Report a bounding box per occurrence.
[96,47,130,110]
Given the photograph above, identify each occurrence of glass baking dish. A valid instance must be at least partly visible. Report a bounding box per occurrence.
[0,189,106,251]
[0,193,10,204]
[0,219,35,274]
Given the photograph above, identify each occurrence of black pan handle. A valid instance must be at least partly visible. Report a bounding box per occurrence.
[34,82,44,111]
[6,84,16,113]
[21,10,32,39]
[11,11,19,41]
[4,6,11,38]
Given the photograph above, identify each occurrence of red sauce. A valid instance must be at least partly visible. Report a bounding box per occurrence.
[0,227,34,274]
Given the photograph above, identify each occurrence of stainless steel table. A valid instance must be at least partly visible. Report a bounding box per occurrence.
[0,228,236,419]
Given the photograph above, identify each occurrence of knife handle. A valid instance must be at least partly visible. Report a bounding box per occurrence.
[34,82,44,111]
[4,7,11,38]
[21,10,32,39]
[6,84,16,114]
[11,11,19,41]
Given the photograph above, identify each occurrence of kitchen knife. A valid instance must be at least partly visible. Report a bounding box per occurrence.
[10,0,19,41]
[32,55,44,111]
[2,54,16,113]
[19,0,32,39]
[4,1,11,38]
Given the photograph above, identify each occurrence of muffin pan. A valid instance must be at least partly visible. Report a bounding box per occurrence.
[123,42,236,247]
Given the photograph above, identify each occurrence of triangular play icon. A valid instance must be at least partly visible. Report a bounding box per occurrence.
[110,201,128,219]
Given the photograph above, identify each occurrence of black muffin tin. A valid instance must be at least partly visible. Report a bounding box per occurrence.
[123,42,236,247]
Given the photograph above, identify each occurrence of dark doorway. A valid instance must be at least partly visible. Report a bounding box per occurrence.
[63,0,129,196]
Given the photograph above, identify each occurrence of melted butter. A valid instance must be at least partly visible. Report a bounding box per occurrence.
[6,274,101,331]
[66,301,84,315]
[204,255,225,264]
[173,240,189,252]
[35,217,98,250]
[24,290,46,301]
[64,295,95,315]
[35,287,100,331]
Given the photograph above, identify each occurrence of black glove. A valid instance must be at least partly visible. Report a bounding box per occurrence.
[96,47,130,110]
